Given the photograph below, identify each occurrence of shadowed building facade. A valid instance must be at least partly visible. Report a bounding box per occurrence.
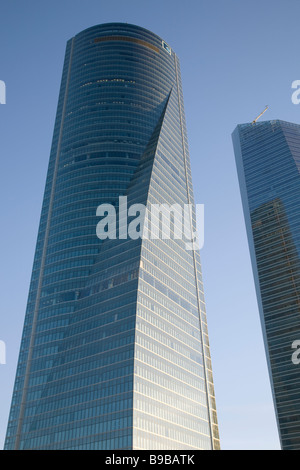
[5,23,219,450]
[233,120,300,450]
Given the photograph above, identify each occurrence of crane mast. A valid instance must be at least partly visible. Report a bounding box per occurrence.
[252,105,269,124]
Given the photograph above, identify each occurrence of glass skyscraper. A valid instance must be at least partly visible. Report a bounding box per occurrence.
[232,120,300,450]
[5,23,219,450]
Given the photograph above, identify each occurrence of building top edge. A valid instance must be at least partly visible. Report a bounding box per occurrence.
[232,119,300,135]
[69,22,173,51]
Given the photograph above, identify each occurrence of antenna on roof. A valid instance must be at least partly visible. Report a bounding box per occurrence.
[252,105,269,124]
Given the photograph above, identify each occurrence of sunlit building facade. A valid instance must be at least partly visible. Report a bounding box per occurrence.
[233,120,300,450]
[5,23,219,450]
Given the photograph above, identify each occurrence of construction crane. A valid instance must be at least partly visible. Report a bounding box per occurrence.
[252,105,269,124]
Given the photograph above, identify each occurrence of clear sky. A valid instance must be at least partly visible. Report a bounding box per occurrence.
[1,0,300,450]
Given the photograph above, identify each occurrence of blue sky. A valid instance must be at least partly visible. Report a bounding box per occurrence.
[1,0,300,450]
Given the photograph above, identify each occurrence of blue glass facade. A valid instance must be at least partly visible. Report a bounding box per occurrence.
[233,120,300,450]
[5,23,219,450]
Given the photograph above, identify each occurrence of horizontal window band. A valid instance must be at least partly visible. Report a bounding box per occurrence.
[94,36,159,53]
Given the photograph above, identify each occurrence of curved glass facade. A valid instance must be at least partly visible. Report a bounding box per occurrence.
[5,23,219,450]
[233,120,300,450]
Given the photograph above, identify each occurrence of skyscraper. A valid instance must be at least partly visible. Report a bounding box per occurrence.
[5,23,219,450]
[232,120,300,450]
